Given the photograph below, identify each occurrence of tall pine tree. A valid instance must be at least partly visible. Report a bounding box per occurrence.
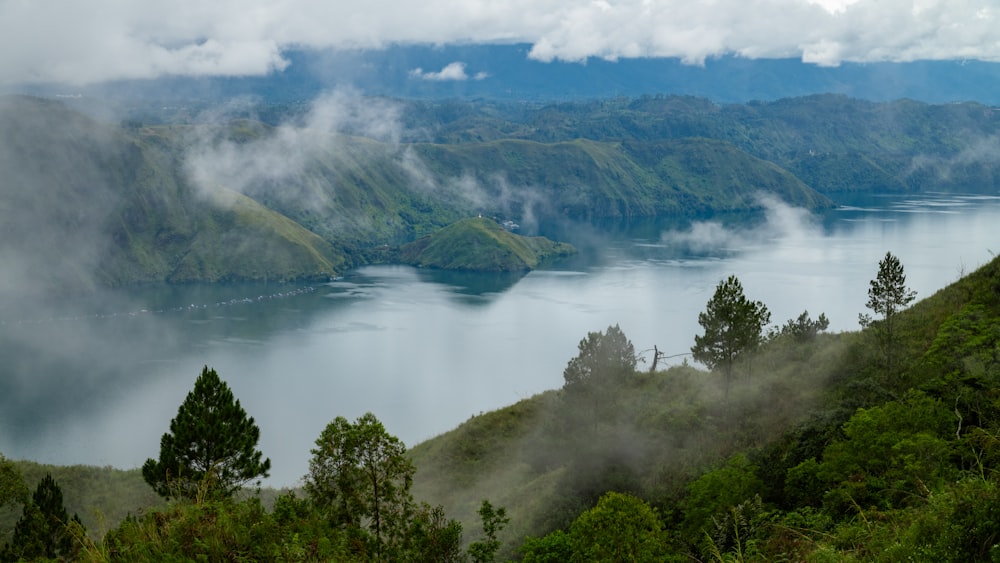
[3,473,82,561]
[859,251,917,378]
[691,275,771,396]
[143,366,270,500]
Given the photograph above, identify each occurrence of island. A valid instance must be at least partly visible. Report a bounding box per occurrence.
[398,217,576,272]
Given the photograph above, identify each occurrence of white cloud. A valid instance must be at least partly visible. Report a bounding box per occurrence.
[1,0,999,85]
[409,61,488,81]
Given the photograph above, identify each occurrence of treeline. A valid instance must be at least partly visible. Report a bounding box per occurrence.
[398,94,1000,196]
[4,250,1000,561]
[1,367,509,562]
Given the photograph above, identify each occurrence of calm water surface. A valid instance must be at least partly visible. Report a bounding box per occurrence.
[1,193,998,486]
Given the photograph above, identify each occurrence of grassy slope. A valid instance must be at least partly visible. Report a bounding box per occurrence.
[167,187,344,282]
[408,253,1000,557]
[398,217,576,271]
[407,333,856,556]
[414,137,830,220]
[0,97,346,289]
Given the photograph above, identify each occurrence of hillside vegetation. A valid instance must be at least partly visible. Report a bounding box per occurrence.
[13,93,1000,288]
[4,252,1000,560]
[407,251,1000,560]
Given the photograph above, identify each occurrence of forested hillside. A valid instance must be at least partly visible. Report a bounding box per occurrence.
[402,94,1000,195]
[406,250,1000,561]
[6,93,1000,289]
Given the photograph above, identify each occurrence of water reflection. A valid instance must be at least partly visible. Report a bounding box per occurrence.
[414,269,528,303]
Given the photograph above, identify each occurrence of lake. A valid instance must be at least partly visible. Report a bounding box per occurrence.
[1,192,998,486]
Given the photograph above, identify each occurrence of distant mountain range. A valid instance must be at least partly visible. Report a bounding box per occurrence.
[4,91,1000,292]
[17,44,1000,106]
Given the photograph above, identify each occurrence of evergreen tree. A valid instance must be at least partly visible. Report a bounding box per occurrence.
[142,366,270,500]
[562,324,637,426]
[563,324,637,391]
[772,310,830,342]
[691,275,771,395]
[859,251,917,375]
[4,473,82,562]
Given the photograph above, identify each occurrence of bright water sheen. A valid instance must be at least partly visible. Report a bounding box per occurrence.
[1,193,998,486]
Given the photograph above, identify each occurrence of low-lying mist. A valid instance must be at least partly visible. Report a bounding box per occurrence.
[658,193,822,256]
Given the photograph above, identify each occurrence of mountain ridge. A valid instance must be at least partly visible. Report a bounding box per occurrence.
[6,93,1000,291]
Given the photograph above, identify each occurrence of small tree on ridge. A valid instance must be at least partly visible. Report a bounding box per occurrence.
[691,275,771,396]
[859,251,917,376]
[562,324,637,426]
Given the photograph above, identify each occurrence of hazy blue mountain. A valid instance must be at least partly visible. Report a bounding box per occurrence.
[21,44,1000,106]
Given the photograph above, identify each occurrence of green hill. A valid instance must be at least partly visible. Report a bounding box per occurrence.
[9,92,1000,289]
[0,96,345,294]
[0,95,838,288]
[405,94,1000,195]
[399,217,576,272]
[407,252,1000,560]
[414,137,830,219]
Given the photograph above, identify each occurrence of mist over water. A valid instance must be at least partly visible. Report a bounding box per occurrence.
[1,193,998,487]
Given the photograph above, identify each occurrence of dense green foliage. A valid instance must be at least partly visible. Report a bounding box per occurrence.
[0,463,163,549]
[399,217,576,272]
[0,457,25,512]
[142,366,271,500]
[306,413,416,560]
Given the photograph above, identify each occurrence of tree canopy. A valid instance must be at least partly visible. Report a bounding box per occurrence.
[563,324,637,392]
[142,366,271,500]
[306,412,416,560]
[561,324,638,428]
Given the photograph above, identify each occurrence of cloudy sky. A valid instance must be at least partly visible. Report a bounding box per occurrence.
[0,0,997,85]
